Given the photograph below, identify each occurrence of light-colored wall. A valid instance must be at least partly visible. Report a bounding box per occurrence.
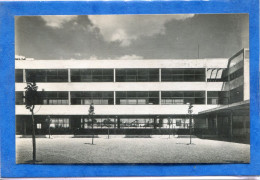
[15,104,219,115]
[15,59,228,69]
[244,57,250,101]
[15,82,224,92]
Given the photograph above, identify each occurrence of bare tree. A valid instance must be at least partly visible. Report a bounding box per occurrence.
[23,82,40,163]
[88,103,95,144]
[187,103,193,144]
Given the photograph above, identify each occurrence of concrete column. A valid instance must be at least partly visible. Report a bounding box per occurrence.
[23,119,27,135]
[114,69,116,82]
[154,117,157,129]
[69,116,72,130]
[159,68,161,82]
[205,115,209,129]
[23,91,26,104]
[215,113,218,136]
[68,91,71,105]
[159,91,161,105]
[230,111,233,141]
[23,69,26,82]
[68,69,71,82]
[114,91,116,105]
[114,117,117,129]
[205,90,208,105]
[205,68,207,82]
[117,117,120,129]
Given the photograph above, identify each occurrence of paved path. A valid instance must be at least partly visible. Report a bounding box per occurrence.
[16,136,250,164]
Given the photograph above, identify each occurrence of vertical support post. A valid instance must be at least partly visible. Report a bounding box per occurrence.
[159,91,161,105]
[205,115,209,129]
[114,91,116,105]
[113,69,116,82]
[23,69,26,82]
[230,111,233,141]
[23,91,26,104]
[189,114,192,144]
[69,116,72,130]
[159,68,161,82]
[243,115,246,138]
[23,118,27,135]
[205,90,208,105]
[68,69,71,82]
[68,91,71,105]
[215,113,218,136]
[154,117,157,129]
[117,117,120,129]
[205,68,207,82]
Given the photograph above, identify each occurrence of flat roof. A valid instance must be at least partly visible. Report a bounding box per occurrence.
[15,58,229,69]
[198,100,250,115]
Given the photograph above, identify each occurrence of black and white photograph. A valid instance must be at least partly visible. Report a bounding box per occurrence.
[15,14,250,164]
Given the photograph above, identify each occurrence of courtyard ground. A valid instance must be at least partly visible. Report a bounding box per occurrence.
[16,136,250,164]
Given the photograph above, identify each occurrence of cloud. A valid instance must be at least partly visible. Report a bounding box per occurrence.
[88,14,195,46]
[117,54,143,60]
[86,54,143,60]
[89,55,98,60]
[41,15,78,28]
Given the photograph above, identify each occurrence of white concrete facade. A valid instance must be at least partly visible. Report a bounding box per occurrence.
[15,49,249,117]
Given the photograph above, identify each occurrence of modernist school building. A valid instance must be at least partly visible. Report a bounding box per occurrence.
[15,49,250,141]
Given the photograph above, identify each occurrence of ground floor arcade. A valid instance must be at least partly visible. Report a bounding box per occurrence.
[195,100,250,143]
[16,115,192,135]
[16,101,249,143]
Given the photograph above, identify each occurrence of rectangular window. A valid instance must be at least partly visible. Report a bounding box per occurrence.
[15,69,23,82]
[71,91,114,105]
[230,85,243,104]
[161,91,205,105]
[50,118,69,128]
[176,120,182,126]
[207,91,229,105]
[41,91,69,105]
[15,91,24,105]
[116,91,159,105]
[26,69,68,82]
[37,123,42,129]
[161,68,205,82]
[71,69,113,82]
[229,68,243,81]
[116,69,159,82]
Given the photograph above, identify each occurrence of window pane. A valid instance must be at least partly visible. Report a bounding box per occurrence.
[15,69,23,82]
[117,91,126,97]
[184,92,194,97]
[127,69,137,75]
[128,99,137,104]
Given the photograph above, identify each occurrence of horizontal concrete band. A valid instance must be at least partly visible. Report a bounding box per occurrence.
[15,82,224,91]
[15,104,219,115]
[16,135,199,139]
[15,59,229,69]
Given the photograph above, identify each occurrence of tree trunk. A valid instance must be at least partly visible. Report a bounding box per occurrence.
[31,109,36,163]
[169,125,170,139]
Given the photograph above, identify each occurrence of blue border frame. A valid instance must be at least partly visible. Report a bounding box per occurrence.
[0,0,259,177]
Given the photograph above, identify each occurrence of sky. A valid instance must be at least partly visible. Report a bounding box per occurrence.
[15,14,249,60]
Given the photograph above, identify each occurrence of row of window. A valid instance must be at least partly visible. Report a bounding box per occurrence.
[35,117,189,129]
[16,91,229,105]
[15,68,211,83]
[79,118,189,129]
